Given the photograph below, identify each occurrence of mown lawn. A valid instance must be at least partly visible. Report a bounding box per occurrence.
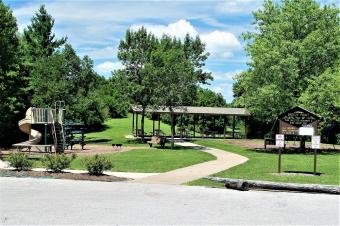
[85,114,171,145]
[32,148,216,173]
[188,139,340,186]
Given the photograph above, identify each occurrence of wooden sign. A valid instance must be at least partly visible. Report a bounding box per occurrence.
[278,106,320,135]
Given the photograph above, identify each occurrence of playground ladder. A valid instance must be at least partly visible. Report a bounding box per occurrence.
[50,108,65,153]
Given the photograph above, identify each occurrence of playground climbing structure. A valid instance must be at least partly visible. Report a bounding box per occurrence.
[13,101,66,153]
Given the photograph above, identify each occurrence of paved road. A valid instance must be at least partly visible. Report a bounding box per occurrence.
[134,142,248,185]
[1,177,339,225]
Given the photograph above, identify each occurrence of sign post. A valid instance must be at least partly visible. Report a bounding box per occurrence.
[276,134,285,173]
[311,136,320,175]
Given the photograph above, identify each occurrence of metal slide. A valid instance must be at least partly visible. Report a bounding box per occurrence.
[13,108,42,146]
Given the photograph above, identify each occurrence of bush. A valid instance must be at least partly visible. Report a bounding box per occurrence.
[84,154,112,175]
[42,154,75,173]
[7,153,32,171]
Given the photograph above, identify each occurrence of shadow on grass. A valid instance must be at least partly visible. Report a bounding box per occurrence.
[86,139,112,144]
[283,170,323,176]
[86,124,110,133]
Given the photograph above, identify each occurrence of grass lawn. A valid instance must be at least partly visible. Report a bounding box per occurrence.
[85,114,171,145]
[188,139,339,186]
[32,148,216,173]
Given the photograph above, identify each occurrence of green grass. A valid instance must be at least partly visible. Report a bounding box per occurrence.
[32,148,216,173]
[188,139,340,186]
[85,114,171,145]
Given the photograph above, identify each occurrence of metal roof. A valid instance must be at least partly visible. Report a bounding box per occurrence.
[131,105,250,116]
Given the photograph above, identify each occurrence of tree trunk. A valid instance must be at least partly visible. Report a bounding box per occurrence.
[141,109,145,143]
[170,112,175,149]
[205,177,340,194]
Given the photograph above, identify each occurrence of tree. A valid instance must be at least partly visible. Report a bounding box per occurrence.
[299,61,340,143]
[0,1,27,147]
[23,5,66,60]
[148,36,198,148]
[233,0,339,125]
[183,34,212,83]
[29,44,108,128]
[117,27,158,141]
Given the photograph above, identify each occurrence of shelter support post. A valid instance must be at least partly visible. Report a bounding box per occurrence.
[180,114,183,138]
[213,116,216,138]
[158,114,161,131]
[223,117,227,139]
[132,112,135,134]
[193,115,196,138]
[232,115,236,139]
[152,114,155,136]
[135,113,138,136]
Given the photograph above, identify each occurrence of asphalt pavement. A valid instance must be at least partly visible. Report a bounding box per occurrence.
[0,177,339,225]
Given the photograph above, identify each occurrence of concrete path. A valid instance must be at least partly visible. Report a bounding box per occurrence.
[1,177,338,225]
[134,142,248,185]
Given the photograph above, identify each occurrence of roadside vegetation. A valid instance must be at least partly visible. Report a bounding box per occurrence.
[188,139,340,186]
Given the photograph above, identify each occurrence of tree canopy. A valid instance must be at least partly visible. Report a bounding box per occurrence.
[233,0,339,126]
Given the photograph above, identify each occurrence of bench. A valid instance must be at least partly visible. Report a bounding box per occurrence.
[147,136,166,148]
[12,144,53,153]
[264,138,275,149]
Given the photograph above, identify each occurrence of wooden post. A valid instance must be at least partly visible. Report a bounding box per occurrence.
[158,114,161,130]
[202,116,205,138]
[152,114,155,136]
[180,114,183,138]
[174,115,176,137]
[314,148,317,175]
[278,147,282,173]
[213,116,216,138]
[132,112,135,134]
[244,117,247,139]
[193,115,196,138]
[232,115,236,139]
[223,117,226,139]
[135,113,138,136]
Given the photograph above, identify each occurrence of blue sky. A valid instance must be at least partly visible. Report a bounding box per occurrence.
[3,0,336,103]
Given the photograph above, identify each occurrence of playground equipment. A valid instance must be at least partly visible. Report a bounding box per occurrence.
[13,101,66,153]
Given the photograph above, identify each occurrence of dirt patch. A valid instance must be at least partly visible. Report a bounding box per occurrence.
[0,169,129,182]
[224,139,340,152]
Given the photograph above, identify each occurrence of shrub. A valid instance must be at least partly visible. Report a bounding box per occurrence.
[7,153,32,171]
[84,154,112,175]
[42,154,75,173]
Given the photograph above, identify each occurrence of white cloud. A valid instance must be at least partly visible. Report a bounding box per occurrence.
[201,31,242,59]
[95,61,123,74]
[131,19,198,39]
[217,0,262,14]
[212,69,244,82]
[132,20,242,60]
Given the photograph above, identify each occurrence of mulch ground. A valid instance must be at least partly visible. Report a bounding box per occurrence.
[0,169,129,182]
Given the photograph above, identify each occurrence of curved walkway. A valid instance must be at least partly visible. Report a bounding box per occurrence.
[133,142,248,185]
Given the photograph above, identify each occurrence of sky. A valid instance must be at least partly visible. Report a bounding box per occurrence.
[3,0,336,103]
